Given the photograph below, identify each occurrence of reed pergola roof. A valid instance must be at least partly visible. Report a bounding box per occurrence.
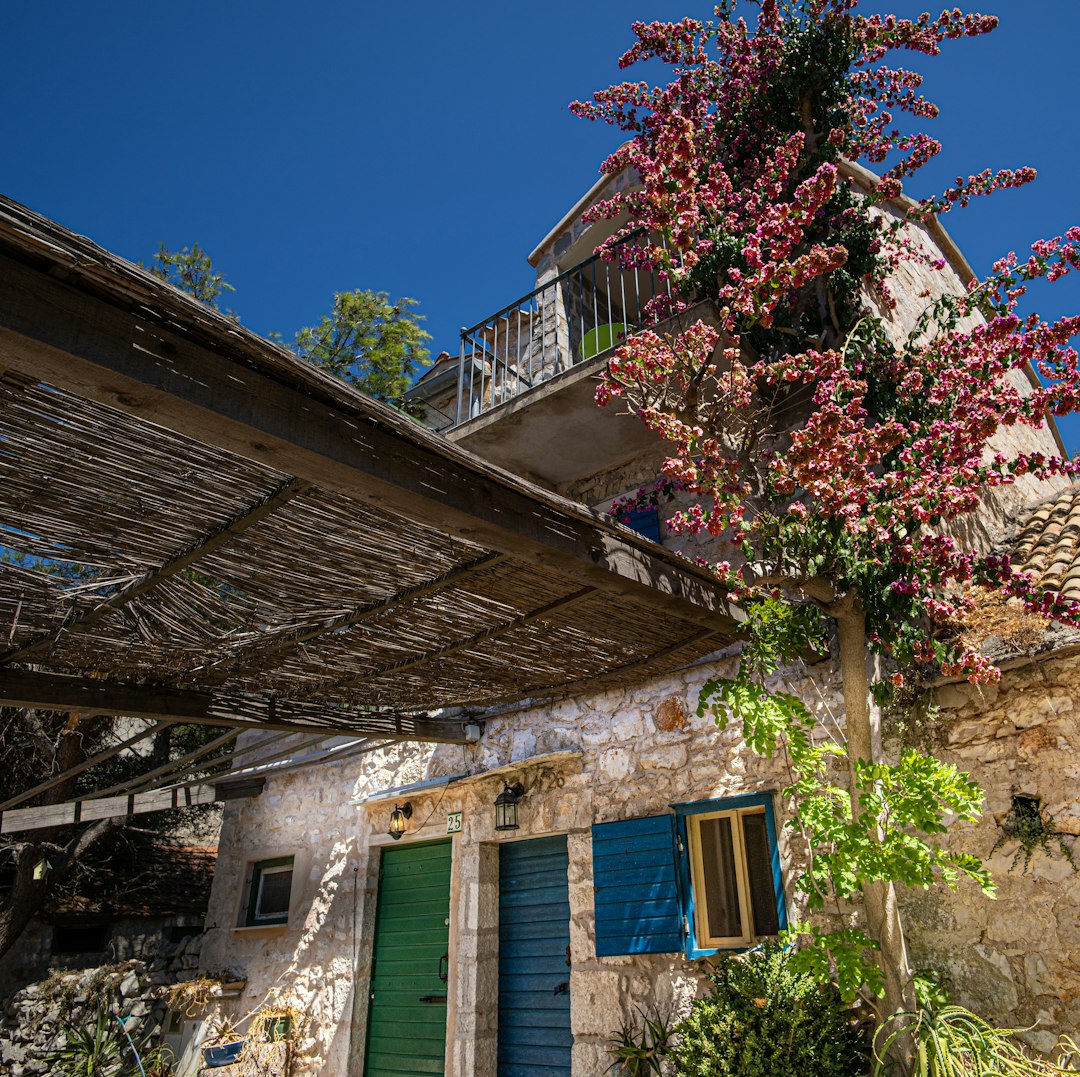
[0,195,740,745]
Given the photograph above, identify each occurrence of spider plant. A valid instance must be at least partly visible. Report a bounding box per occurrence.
[874,1005,1078,1077]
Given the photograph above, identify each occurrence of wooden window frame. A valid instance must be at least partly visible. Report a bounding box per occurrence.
[245,856,294,927]
[686,806,763,949]
[674,792,787,960]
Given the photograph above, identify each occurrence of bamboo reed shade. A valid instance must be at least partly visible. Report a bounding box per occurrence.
[0,195,738,737]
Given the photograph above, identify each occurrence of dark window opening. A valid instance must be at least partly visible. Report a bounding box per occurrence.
[1011,794,1041,815]
[52,923,109,955]
[164,924,200,946]
[624,506,661,543]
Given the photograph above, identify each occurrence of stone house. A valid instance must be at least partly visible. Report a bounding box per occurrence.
[196,167,1079,1075]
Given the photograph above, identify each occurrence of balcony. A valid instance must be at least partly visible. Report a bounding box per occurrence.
[410,235,678,489]
[455,232,673,425]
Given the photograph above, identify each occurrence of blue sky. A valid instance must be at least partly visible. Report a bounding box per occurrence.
[4,1,1079,448]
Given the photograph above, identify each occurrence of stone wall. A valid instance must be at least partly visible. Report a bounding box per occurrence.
[0,931,203,1076]
[922,653,1080,1053]
[199,653,839,1076]
[200,638,1080,1074]
[198,740,437,1075]
[530,168,640,283]
[0,913,206,998]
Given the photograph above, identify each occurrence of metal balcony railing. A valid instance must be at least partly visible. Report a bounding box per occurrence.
[454,233,674,426]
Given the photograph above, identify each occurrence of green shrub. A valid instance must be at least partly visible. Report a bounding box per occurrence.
[670,942,870,1077]
[42,1006,175,1077]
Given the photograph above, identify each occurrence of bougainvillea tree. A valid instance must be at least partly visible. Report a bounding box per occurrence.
[573,0,1080,1034]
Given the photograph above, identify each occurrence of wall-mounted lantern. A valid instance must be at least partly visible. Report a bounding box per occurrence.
[494,781,525,832]
[388,802,413,840]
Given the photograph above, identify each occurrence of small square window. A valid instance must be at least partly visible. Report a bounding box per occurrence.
[686,806,780,949]
[246,857,294,926]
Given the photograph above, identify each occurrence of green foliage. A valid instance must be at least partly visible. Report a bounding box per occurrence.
[699,608,992,999]
[669,942,870,1077]
[912,968,952,1015]
[606,1008,674,1076]
[42,1005,175,1077]
[147,243,234,310]
[148,246,431,414]
[289,290,431,411]
[873,1005,1079,1077]
[740,597,828,681]
[991,796,1077,876]
[699,673,822,762]
[1057,1037,1080,1073]
[784,923,883,1002]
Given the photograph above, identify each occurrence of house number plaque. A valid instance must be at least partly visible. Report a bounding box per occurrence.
[446,812,463,834]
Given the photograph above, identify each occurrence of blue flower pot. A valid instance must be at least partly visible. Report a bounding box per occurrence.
[202,1039,245,1067]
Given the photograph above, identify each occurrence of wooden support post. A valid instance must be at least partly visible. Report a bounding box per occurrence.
[0,669,471,743]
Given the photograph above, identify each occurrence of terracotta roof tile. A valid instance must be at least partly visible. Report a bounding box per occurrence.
[48,844,217,920]
[1008,484,1080,600]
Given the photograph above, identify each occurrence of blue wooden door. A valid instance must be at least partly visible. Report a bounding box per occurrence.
[498,835,572,1076]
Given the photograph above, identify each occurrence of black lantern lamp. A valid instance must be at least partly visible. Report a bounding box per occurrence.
[388,802,413,840]
[494,781,525,832]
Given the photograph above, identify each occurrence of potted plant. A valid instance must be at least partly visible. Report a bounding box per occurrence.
[200,1015,245,1069]
[167,975,246,1018]
[250,1002,303,1043]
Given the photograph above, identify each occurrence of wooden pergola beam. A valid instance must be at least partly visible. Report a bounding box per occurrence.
[0,475,308,666]
[476,626,724,708]
[339,586,596,689]
[132,729,300,794]
[0,719,172,812]
[0,784,220,835]
[0,669,471,743]
[0,234,740,636]
[83,728,239,801]
[0,737,391,834]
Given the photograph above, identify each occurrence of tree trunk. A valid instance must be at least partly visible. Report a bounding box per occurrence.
[0,818,121,962]
[0,842,50,962]
[0,713,114,962]
[835,604,917,1060]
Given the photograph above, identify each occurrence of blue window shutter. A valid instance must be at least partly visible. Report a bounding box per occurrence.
[624,506,661,543]
[592,815,683,956]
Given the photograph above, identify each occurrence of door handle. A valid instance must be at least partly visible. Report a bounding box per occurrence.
[553,981,569,995]
[438,952,449,984]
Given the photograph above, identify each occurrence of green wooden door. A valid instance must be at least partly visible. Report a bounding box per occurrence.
[364,839,452,1077]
